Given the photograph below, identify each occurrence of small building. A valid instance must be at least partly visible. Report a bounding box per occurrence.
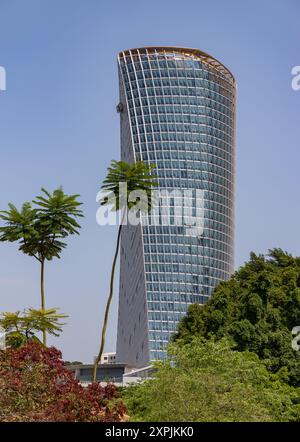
[68,362,153,386]
[100,352,116,364]
[68,362,136,386]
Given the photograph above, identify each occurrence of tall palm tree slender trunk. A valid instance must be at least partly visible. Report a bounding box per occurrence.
[93,223,122,382]
[40,260,47,346]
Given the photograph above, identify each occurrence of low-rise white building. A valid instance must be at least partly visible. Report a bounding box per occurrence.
[100,352,116,364]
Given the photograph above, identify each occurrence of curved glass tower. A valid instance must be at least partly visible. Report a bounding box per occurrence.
[116,47,236,366]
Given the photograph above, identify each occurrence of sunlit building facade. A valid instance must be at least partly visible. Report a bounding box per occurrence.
[116,47,236,366]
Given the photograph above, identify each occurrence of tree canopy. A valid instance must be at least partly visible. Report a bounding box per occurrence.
[0,309,67,348]
[123,338,300,422]
[0,342,127,422]
[0,187,83,263]
[174,249,300,387]
[100,160,157,213]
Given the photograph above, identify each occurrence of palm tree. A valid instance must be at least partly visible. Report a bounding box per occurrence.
[0,308,68,348]
[0,188,83,345]
[93,160,157,382]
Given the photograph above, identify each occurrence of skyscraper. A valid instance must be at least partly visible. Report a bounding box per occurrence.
[116,47,236,366]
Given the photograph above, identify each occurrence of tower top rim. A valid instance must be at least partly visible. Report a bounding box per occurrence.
[118,46,235,85]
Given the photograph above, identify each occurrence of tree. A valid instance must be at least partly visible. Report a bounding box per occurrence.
[0,188,83,345]
[173,249,300,386]
[0,342,127,422]
[65,361,83,365]
[93,160,157,381]
[0,309,67,348]
[123,338,300,422]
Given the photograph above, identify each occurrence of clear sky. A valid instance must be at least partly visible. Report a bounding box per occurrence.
[0,0,299,362]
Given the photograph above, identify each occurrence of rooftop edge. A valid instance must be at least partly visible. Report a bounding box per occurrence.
[118,46,235,85]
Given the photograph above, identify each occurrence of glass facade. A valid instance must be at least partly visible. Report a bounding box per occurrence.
[116,47,236,366]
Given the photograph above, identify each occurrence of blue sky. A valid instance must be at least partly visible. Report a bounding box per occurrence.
[0,0,299,362]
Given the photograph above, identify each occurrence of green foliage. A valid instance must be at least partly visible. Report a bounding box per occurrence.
[123,338,300,422]
[174,249,300,386]
[100,160,158,212]
[65,361,83,365]
[0,308,67,348]
[0,187,83,263]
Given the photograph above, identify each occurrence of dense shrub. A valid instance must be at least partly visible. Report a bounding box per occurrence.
[0,342,127,422]
[123,339,300,422]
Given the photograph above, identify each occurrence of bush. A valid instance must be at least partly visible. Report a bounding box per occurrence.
[0,342,127,422]
[123,339,300,422]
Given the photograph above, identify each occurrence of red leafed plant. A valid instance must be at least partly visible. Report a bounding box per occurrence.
[0,342,127,422]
